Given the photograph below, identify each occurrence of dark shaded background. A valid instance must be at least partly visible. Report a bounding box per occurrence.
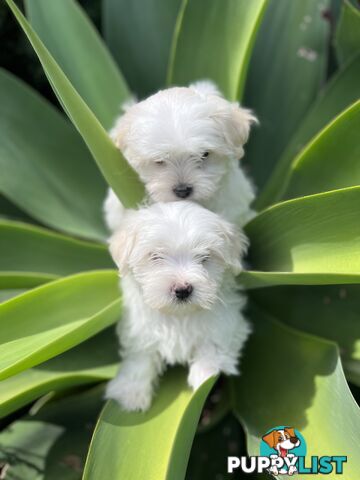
[0,0,101,105]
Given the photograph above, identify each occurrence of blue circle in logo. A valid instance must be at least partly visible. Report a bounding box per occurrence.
[260,426,307,458]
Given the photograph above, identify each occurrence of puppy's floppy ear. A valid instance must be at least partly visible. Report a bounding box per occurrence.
[109,115,131,150]
[108,210,140,274]
[229,104,258,145]
[262,430,278,449]
[217,218,248,275]
[212,102,258,158]
[109,97,137,150]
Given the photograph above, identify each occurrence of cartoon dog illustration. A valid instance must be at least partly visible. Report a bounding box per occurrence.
[262,427,301,475]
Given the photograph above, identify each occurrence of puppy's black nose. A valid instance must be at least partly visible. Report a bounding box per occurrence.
[173,184,193,199]
[174,284,193,300]
[290,437,299,445]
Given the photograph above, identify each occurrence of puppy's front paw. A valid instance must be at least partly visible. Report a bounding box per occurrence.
[188,362,219,390]
[105,375,153,412]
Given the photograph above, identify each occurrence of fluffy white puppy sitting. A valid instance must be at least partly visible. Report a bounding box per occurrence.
[106,201,251,412]
[104,81,257,232]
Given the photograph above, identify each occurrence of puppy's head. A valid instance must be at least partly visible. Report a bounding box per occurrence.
[109,202,247,314]
[110,81,257,204]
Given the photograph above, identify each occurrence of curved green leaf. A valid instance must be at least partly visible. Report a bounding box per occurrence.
[83,369,216,480]
[248,187,360,276]
[0,387,104,480]
[240,270,360,289]
[232,310,360,479]
[257,53,360,209]
[25,0,129,130]
[168,0,268,100]
[5,0,145,208]
[250,285,360,366]
[244,0,330,189]
[0,270,120,381]
[335,0,360,65]
[0,328,117,419]
[0,69,107,240]
[0,220,112,289]
[103,0,181,97]
[282,100,360,199]
[251,282,360,387]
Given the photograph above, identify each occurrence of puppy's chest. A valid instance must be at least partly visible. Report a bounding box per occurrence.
[146,315,208,364]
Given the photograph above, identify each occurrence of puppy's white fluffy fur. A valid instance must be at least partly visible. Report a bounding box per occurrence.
[104,80,257,232]
[105,202,251,412]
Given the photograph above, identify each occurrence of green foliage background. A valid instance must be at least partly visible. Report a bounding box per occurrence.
[0,0,359,479]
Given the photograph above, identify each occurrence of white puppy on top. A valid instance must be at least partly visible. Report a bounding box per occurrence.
[104,80,257,231]
[106,201,250,411]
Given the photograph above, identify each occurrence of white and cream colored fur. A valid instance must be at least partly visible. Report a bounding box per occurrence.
[106,202,251,411]
[104,80,257,231]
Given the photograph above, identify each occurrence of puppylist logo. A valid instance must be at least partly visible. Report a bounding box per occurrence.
[228,426,347,476]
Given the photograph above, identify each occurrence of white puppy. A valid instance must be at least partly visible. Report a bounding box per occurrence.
[105,201,251,411]
[104,81,257,232]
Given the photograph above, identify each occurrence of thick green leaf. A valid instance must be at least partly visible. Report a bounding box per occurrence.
[257,54,360,209]
[168,0,268,100]
[0,69,107,240]
[335,0,360,65]
[83,369,216,480]
[0,220,112,289]
[247,187,360,276]
[5,0,145,208]
[282,100,360,199]
[0,328,117,419]
[244,0,330,189]
[239,270,360,289]
[103,0,181,97]
[0,387,104,480]
[250,285,360,365]
[0,270,120,380]
[25,0,129,130]
[232,310,360,479]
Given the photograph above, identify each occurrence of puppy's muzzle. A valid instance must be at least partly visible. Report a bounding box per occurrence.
[173,184,193,199]
[174,284,193,301]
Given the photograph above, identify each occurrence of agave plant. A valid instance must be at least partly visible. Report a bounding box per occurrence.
[0,0,359,478]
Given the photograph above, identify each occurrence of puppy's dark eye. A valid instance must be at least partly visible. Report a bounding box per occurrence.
[201,151,209,160]
[150,253,164,262]
[155,160,165,166]
[198,254,210,264]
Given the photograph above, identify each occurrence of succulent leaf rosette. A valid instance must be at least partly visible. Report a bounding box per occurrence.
[0,0,359,478]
